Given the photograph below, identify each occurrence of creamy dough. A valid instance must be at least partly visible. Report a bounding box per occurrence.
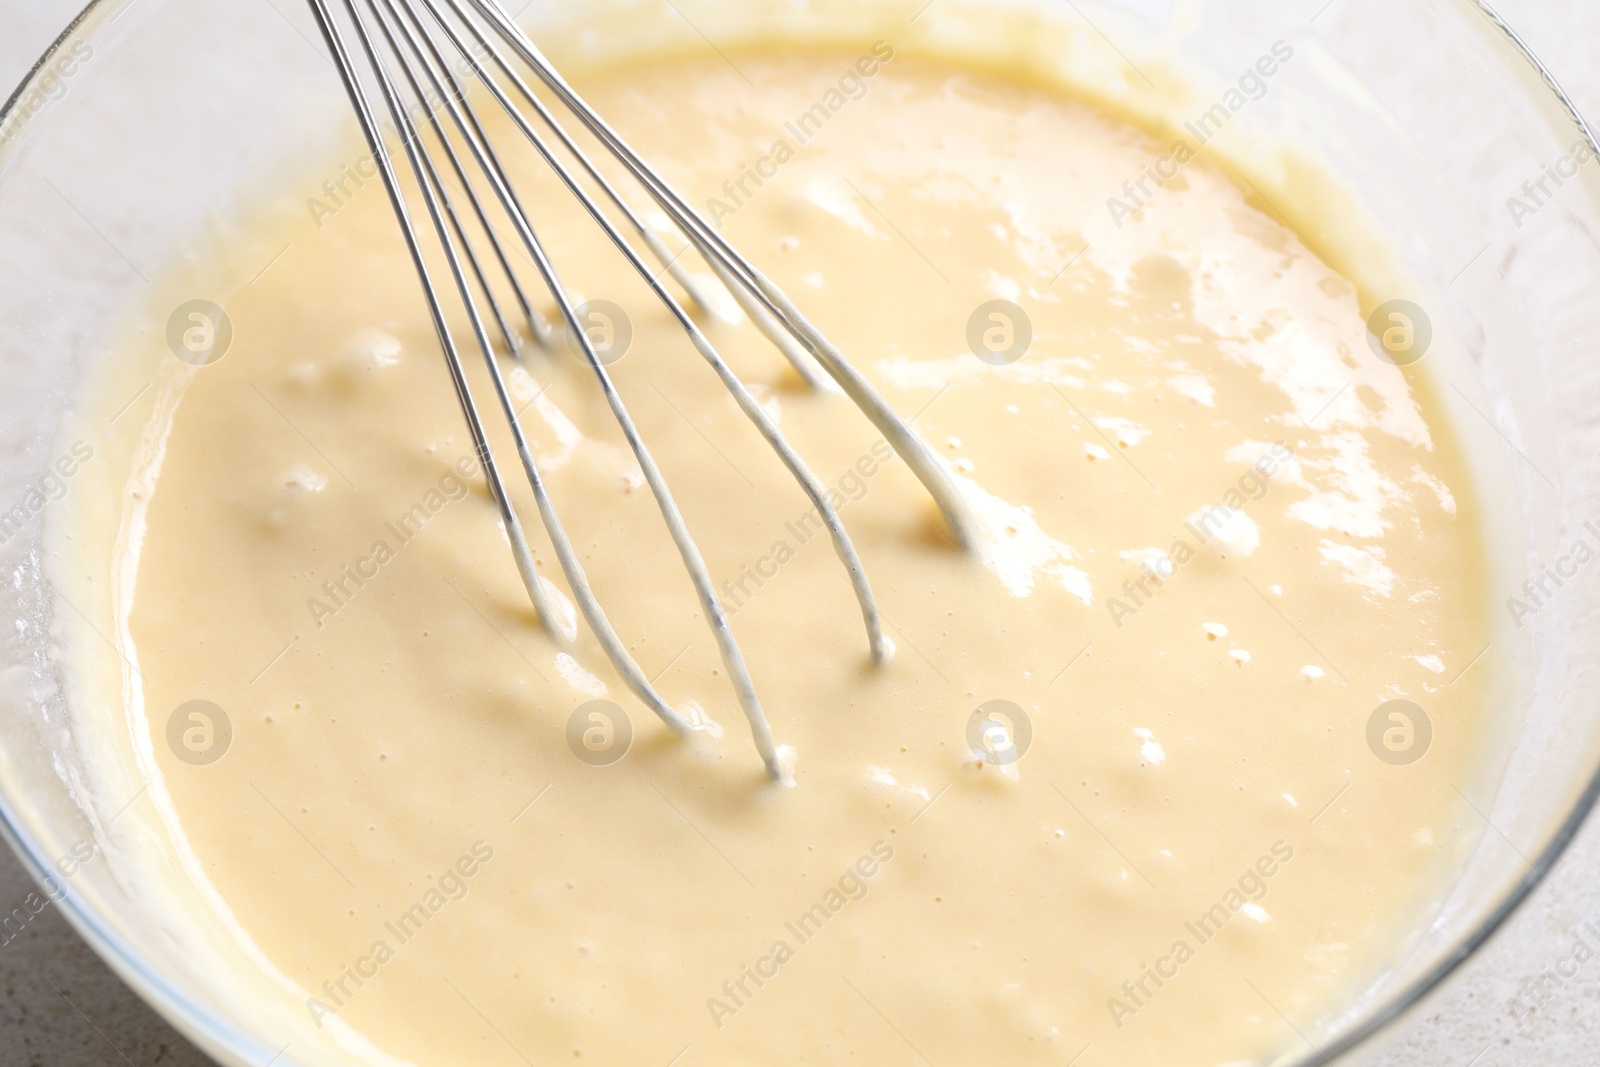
[69,45,1488,1067]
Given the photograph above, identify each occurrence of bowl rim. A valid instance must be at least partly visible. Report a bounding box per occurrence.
[0,9,309,1063]
[0,1,1598,1065]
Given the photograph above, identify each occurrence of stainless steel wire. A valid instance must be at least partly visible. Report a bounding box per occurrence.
[304,0,980,777]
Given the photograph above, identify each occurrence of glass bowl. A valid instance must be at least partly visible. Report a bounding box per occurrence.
[1,1,1597,1064]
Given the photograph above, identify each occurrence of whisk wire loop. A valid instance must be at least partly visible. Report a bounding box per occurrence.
[305,0,974,776]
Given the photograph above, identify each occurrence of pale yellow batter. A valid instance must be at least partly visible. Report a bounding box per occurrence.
[61,40,1487,1067]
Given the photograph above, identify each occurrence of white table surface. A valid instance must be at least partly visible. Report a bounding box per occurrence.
[1,1,1597,1064]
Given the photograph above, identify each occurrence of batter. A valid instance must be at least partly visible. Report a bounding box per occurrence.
[61,39,1487,1067]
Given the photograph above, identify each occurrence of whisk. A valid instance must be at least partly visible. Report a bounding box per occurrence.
[304,0,979,778]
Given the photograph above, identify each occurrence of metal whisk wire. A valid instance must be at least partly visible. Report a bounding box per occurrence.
[304,0,979,777]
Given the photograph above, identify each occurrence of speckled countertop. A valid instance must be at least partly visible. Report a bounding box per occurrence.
[2,2,1598,1065]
